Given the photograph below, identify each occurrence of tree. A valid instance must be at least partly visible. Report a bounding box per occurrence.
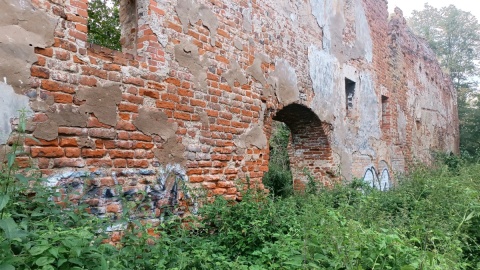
[87,0,121,51]
[409,4,480,89]
[409,4,480,157]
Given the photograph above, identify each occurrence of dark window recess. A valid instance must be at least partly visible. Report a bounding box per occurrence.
[345,78,355,111]
[87,0,121,51]
[381,95,389,124]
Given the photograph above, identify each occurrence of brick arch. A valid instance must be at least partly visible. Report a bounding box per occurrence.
[272,104,334,189]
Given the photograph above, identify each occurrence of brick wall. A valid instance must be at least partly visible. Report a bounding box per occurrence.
[0,0,459,218]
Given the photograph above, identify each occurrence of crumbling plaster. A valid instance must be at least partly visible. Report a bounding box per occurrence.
[0,0,56,144]
[0,0,459,213]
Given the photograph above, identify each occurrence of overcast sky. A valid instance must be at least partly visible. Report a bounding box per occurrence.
[387,0,480,20]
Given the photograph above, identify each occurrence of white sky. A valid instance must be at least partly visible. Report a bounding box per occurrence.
[387,0,480,20]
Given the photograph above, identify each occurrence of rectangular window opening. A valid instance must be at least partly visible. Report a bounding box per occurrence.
[87,0,137,52]
[345,78,355,112]
[381,95,389,126]
[87,0,122,51]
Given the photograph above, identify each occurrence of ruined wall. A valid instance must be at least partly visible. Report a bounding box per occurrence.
[0,0,458,217]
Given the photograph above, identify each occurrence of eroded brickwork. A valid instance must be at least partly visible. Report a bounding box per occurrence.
[0,0,458,217]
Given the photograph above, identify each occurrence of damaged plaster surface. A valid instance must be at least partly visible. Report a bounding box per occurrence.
[33,120,59,141]
[310,0,372,63]
[46,105,88,127]
[0,0,55,145]
[235,124,268,150]
[224,61,247,88]
[153,138,186,166]
[355,73,380,156]
[308,45,341,123]
[174,40,208,89]
[0,82,32,144]
[134,107,185,166]
[133,107,178,140]
[246,53,271,86]
[77,85,123,127]
[269,59,300,105]
[0,0,56,93]
[175,0,219,46]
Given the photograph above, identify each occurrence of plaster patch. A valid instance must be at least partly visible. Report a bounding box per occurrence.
[77,85,123,126]
[175,0,218,46]
[0,0,56,94]
[235,124,267,149]
[0,82,32,144]
[174,40,208,89]
[242,7,252,32]
[308,45,340,122]
[30,96,54,112]
[78,137,96,149]
[234,38,243,51]
[146,12,169,48]
[310,0,372,63]
[153,138,186,165]
[47,105,88,127]
[33,120,58,141]
[353,0,373,63]
[246,53,271,86]
[397,105,407,145]
[356,73,380,155]
[199,111,209,129]
[224,61,247,88]
[133,107,178,140]
[269,59,299,105]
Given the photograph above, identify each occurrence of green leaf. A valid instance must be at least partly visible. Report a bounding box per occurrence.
[57,259,67,267]
[7,153,15,168]
[0,218,28,239]
[465,211,475,222]
[0,263,15,270]
[14,174,30,185]
[401,266,416,270]
[30,245,50,256]
[48,247,59,258]
[35,257,55,267]
[0,195,9,212]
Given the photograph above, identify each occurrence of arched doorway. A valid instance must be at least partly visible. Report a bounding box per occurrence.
[271,104,334,189]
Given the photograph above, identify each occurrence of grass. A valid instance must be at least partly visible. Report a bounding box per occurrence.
[1,155,479,269]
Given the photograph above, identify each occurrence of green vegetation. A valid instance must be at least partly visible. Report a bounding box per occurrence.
[262,121,293,197]
[1,119,480,269]
[87,0,121,51]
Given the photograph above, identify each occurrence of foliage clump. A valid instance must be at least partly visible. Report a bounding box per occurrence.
[87,0,121,51]
[262,121,294,198]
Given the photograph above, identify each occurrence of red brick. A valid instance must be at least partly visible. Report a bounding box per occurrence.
[86,158,113,167]
[108,150,134,159]
[116,120,137,131]
[82,149,107,158]
[106,203,121,213]
[130,132,152,141]
[31,66,50,79]
[41,80,75,94]
[126,159,149,168]
[113,159,128,167]
[118,103,139,113]
[82,66,108,79]
[25,137,58,146]
[34,47,54,57]
[65,148,81,158]
[53,158,85,168]
[52,93,73,104]
[31,147,64,158]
